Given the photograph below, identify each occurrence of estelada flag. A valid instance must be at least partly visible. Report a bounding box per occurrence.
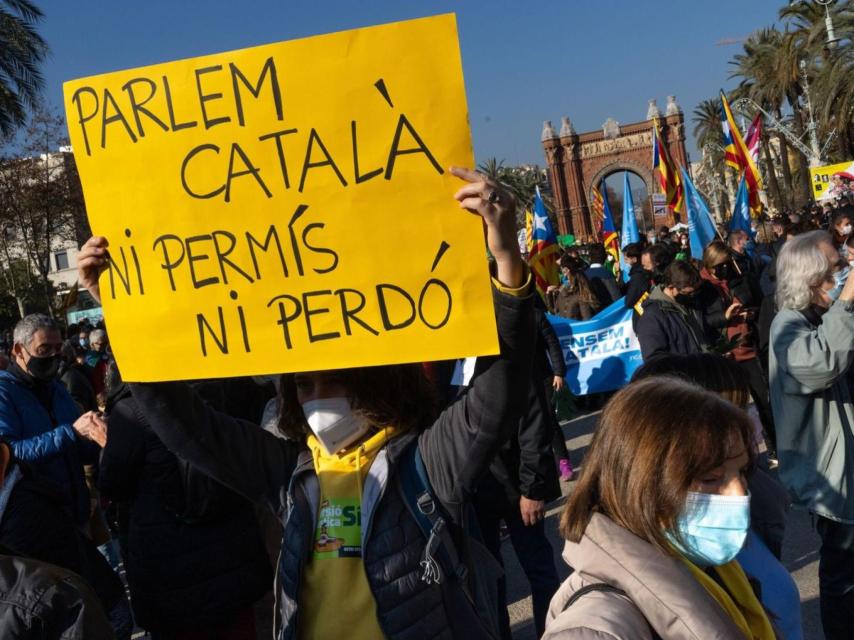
[529,186,560,299]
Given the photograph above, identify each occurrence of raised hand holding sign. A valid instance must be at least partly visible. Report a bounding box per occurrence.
[65,15,500,381]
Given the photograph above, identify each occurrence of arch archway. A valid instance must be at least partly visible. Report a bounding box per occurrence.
[589,163,653,238]
[542,110,688,242]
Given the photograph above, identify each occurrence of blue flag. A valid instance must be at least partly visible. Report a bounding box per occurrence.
[680,166,717,260]
[730,174,753,237]
[547,298,642,395]
[620,172,639,282]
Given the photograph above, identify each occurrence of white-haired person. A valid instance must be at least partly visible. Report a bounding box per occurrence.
[769,229,854,639]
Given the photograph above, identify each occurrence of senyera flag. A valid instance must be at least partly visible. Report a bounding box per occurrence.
[591,183,605,237]
[720,91,763,215]
[652,120,683,213]
[600,181,619,265]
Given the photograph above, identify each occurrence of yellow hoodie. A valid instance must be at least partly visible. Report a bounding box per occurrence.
[298,426,397,640]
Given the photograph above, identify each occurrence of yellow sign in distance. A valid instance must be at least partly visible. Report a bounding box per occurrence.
[810,160,854,201]
[63,14,498,382]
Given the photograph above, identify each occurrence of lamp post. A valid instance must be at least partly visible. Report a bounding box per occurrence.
[816,0,840,49]
[799,59,823,167]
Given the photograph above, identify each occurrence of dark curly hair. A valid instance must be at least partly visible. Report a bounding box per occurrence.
[276,363,440,441]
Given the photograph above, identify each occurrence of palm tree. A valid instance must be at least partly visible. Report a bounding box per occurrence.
[477,158,551,227]
[0,1,48,137]
[779,0,854,57]
[812,43,854,158]
[730,27,824,202]
[729,27,803,206]
[778,1,854,159]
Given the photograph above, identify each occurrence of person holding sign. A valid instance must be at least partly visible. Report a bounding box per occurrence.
[77,166,532,640]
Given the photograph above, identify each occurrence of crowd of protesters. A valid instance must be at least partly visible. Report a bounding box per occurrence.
[0,174,852,640]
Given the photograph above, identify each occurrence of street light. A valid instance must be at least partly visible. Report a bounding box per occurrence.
[816,0,840,49]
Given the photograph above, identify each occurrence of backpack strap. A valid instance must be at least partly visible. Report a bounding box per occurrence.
[561,583,627,612]
[397,441,470,592]
[562,583,661,640]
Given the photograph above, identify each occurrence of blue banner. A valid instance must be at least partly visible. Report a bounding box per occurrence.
[547,297,643,395]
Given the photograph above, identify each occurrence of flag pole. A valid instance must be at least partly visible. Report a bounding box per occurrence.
[681,161,742,276]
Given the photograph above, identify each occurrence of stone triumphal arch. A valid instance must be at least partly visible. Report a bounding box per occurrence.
[541,97,689,242]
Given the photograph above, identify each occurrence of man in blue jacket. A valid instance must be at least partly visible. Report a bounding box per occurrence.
[0,314,102,526]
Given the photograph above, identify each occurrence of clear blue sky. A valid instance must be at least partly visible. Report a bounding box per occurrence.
[38,0,785,166]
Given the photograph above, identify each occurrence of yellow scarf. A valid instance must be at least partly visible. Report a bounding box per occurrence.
[679,555,776,640]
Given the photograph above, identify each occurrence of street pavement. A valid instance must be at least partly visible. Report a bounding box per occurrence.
[505,410,824,640]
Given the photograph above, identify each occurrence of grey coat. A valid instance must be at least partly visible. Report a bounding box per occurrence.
[543,513,749,640]
[768,301,854,523]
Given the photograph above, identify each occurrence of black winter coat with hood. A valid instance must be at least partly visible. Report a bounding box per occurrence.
[636,286,709,361]
[99,383,272,632]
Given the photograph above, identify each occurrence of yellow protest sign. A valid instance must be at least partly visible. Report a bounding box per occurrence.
[63,14,498,382]
[810,160,854,200]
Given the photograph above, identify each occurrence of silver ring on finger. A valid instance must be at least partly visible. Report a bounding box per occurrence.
[487,189,500,204]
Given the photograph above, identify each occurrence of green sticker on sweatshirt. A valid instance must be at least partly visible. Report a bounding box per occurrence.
[313,497,363,559]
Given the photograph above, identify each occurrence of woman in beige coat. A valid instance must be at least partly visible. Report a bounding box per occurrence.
[544,377,777,640]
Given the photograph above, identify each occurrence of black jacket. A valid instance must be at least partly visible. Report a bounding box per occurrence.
[624,264,652,310]
[534,305,567,380]
[0,462,126,617]
[729,252,764,307]
[128,287,534,640]
[585,265,621,308]
[0,547,115,639]
[478,306,563,507]
[637,287,709,361]
[99,384,272,632]
[59,363,98,413]
[476,377,561,508]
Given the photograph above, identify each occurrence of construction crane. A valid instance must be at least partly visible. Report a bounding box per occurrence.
[716,37,747,46]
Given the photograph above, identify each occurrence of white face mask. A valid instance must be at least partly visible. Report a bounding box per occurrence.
[843,224,853,236]
[301,397,372,455]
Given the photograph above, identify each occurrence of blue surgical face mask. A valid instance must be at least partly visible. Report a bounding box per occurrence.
[667,491,750,567]
[826,266,849,302]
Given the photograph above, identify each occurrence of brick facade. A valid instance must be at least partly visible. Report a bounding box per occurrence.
[542,102,688,242]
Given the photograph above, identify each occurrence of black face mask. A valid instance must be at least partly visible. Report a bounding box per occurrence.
[712,263,731,280]
[25,354,61,382]
[675,293,694,307]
